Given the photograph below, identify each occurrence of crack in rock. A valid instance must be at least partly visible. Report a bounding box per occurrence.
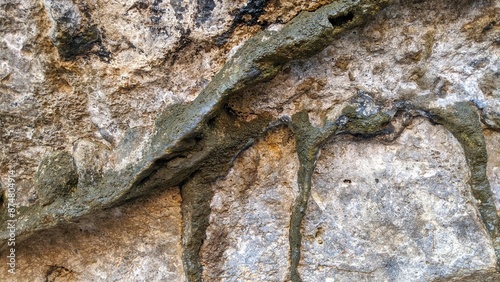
[0,0,397,255]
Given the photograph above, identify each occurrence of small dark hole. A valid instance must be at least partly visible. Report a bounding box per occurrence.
[328,12,355,27]
[207,117,217,128]
[224,104,237,117]
[375,178,379,183]
[194,135,203,142]
[154,157,171,166]
[483,21,496,32]
[343,179,352,184]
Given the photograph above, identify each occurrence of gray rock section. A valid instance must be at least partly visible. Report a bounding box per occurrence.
[0,0,500,281]
[34,151,78,206]
[486,132,500,213]
[300,119,496,281]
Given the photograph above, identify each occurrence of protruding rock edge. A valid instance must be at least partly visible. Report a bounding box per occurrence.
[286,98,500,281]
[416,100,500,271]
[1,0,397,255]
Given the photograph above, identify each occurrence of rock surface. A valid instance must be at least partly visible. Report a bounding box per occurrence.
[301,119,496,281]
[1,0,500,281]
[201,127,298,281]
[13,188,184,281]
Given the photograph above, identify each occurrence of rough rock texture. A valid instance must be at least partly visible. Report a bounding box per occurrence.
[487,131,500,209]
[1,0,500,281]
[13,188,184,281]
[301,119,496,281]
[201,127,298,281]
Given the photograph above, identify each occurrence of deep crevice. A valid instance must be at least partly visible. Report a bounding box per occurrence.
[179,111,274,281]
[328,12,355,27]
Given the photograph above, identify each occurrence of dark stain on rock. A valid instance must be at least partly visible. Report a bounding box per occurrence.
[0,186,4,208]
[54,25,101,60]
[150,0,166,25]
[215,0,270,46]
[43,0,111,62]
[95,39,112,63]
[482,21,497,32]
[328,11,355,27]
[170,28,192,65]
[195,0,216,26]
[34,151,78,206]
[149,0,173,37]
[234,0,269,26]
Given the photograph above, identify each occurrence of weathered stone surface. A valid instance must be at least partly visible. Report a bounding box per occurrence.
[201,127,298,281]
[486,131,500,211]
[300,119,496,281]
[72,139,111,186]
[482,100,500,130]
[1,0,397,246]
[34,151,78,206]
[1,0,500,281]
[0,188,184,281]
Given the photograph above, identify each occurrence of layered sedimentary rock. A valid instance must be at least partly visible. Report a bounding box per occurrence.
[1,0,500,281]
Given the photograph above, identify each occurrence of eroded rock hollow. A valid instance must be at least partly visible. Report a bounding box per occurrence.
[1,0,500,281]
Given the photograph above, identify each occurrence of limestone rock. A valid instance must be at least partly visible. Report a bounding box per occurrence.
[301,119,496,281]
[13,188,184,281]
[482,100,500,130]
[34,151,78,206]
[486,131,500,210]
[72,139,111,186]
[1,0,500,281]
[201,128,299,281]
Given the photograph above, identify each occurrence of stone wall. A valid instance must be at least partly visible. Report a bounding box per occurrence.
[1,0,499,281]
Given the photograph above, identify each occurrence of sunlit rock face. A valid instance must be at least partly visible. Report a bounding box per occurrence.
[1,0,500,281]
[201,128,298,281]
[301,119,496,281]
